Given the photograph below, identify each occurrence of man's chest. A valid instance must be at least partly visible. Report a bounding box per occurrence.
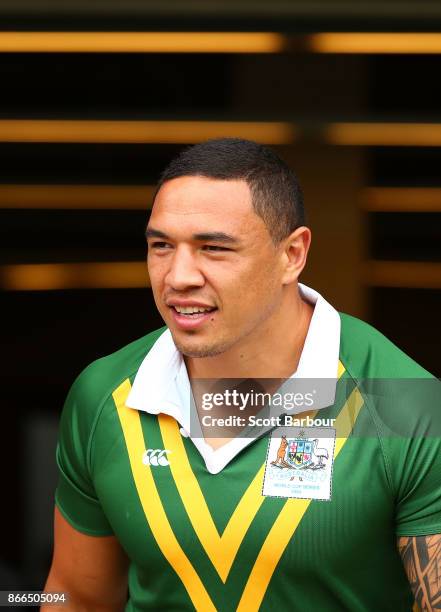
[92,408,406,610]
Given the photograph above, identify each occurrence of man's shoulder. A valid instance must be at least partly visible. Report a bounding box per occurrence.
[339,312,433,379]
[66,326,167,410]
[339,313,441,453]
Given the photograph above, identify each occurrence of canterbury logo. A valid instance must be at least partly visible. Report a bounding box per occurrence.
[142,448,171,467]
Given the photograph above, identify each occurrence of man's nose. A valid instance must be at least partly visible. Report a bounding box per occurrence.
[165,247,205,291]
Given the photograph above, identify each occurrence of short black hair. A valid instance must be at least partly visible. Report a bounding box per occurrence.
[154,138,305,244]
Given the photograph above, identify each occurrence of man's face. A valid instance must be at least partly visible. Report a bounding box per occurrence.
[147,176,285,358]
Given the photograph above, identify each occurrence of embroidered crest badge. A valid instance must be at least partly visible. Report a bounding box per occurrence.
[263,426,336,501]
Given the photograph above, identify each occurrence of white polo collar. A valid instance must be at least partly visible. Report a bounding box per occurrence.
[126,283,340,474]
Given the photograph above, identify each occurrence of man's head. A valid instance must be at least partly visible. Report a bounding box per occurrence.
[146,138,311,359]
[153,138,305,245]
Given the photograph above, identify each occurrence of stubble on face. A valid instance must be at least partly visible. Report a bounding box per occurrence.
[172,335,234,358]
[171,268,281,359]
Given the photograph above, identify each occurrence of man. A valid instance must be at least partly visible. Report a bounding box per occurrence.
[44,139,441,611]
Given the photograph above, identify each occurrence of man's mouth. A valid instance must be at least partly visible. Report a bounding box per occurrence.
[168,304,218,329]
[172,305,216,317]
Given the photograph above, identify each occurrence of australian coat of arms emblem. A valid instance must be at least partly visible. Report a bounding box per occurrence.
[271,434,329,471]
[263,427,336,501]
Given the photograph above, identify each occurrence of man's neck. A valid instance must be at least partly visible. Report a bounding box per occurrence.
[185,287,314,381]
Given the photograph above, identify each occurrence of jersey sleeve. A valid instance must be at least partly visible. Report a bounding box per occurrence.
[369,378,441,537]
[55,366,114,536]
[393,435,441,536]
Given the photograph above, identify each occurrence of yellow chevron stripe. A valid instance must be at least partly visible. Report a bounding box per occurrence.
[337,360,346,379]
[113,379,216,612]
[334,384,364,452]
[159,414,266,582]
[158,361,346,583]
[237,386,364,611]
[237,498,310,612]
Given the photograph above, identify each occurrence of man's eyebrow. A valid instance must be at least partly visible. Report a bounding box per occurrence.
[193,232,239,244]
[146,228,240,244]
[145,228,169,240]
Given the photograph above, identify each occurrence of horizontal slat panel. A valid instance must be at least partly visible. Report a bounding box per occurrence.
[0,32,440,54]
[0,32,286,53]
[0,120,296,144]
[325,123,441,147]
[0,184,155,208]
[362,187,441,212]
[4,259,441,291]
[1,120,441,145]
[1,261,150,290]
[364,260,441,288]
[309,32,441,54]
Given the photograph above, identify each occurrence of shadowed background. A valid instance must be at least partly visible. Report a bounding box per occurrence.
[0,0,440,597]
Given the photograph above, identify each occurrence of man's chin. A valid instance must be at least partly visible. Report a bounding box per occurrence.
[174,343,224,359]
[171,335,230,359]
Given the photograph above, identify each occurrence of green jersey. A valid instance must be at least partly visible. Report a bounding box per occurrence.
[55,312,441,611]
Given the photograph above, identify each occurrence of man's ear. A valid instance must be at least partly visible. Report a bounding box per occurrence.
[280,226,312,285]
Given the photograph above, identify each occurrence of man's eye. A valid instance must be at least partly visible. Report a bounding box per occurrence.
[203,245,230,252]
[150,241,172,249]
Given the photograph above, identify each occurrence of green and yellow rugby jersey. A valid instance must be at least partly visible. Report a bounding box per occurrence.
[55,314,441,612]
